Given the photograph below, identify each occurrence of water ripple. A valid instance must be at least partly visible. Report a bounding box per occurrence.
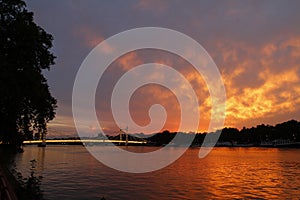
[12,146,300,199]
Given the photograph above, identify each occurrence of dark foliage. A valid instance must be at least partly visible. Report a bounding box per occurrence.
[0,0,56,147]
[8,159,43,200]
[148,120,300,146]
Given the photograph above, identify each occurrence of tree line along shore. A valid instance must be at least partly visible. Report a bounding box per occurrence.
[20,119,300,148]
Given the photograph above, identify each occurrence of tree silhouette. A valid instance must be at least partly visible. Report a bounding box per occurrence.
[0,0,56,148]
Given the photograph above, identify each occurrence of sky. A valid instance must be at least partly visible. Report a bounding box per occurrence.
[25,0,300,137]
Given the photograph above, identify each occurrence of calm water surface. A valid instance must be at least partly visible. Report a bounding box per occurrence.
[12,146,300,199]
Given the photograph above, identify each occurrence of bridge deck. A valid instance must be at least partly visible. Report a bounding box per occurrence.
[23,139,146,144]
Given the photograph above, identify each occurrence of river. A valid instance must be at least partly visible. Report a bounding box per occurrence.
[10,146,300,199]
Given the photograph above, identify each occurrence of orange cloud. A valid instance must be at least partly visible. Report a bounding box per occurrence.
[224,61,300,128]
[205,35,300,128]
[87,35,300,134]
[75,26,113,53]
[226,68,299,119]
[117,52,143,71]
[113,50,222,132]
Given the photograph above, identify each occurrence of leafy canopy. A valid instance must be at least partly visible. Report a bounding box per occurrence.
[0,0,57,145]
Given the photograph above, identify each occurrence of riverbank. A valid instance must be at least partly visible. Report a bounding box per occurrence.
[0,146,43,200]
[0,147,18,200]
[0,166,18,200]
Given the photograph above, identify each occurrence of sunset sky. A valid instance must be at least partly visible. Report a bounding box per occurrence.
[25,0,300,137]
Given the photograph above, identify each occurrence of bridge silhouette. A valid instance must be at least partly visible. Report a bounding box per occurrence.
[24,128,147,146]
[23,139,147,145]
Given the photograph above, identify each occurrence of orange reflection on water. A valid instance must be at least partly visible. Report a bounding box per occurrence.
[172,147,300,199]
[12,146,300,199]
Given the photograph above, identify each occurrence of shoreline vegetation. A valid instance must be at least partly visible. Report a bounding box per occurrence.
[20,119,300,148]
[0,147,44,200]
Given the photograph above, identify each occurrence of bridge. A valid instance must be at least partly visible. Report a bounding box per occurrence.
[23,139,147,145]
[24,128,147,146]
